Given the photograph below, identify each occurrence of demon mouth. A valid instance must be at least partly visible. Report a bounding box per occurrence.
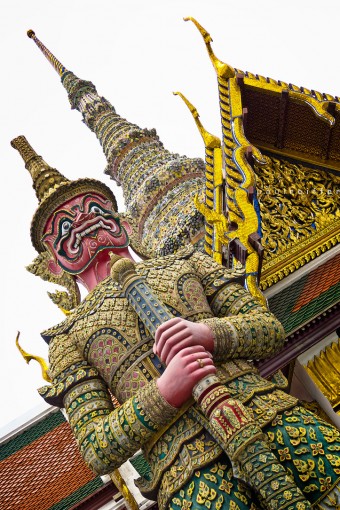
[73,220,112,249]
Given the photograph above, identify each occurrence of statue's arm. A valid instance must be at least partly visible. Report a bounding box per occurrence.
[189,251,285,361]
[39,332,178,475]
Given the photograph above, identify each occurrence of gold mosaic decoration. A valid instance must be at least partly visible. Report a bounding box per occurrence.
[179,18,267,307]
[305,339,340,413]
[255,156,340,289]
[26,251,80,312]
[177,18,340,296]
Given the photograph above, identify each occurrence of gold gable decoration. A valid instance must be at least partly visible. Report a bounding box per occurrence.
[180,19,340,295]
[179,18,267,307]
[304,339,340,414]
[255,156,340,289]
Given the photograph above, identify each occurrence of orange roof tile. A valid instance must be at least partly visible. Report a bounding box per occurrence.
[292,252,340,312]
[0,417,98,510]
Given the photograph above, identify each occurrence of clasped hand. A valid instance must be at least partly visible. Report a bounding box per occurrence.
[155,318,216,408]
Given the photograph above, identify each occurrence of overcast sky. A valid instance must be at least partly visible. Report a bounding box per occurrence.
[1,0,340,433]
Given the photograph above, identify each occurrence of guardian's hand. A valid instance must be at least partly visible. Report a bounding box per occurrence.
[156,346,216,408]
[154,317,214,365]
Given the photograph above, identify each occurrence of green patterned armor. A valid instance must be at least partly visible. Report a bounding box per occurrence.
[38,249,340,509]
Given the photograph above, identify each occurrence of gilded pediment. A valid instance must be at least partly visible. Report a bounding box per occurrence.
[254,155,340,289]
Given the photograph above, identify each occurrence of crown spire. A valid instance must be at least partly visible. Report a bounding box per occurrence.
[27,30,66,76]
[12,135,117,253]
[11,135,70,204]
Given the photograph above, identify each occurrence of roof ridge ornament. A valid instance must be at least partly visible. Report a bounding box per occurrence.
[183,17,235,80]
[174,91,225,262]
[15,332,51,382]
[183,18,266,305]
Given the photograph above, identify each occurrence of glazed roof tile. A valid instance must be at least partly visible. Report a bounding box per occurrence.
[0,409,64,460]
[0,410,103,510]
[292,253,340,312]
[130,452,151,479]
[269,253,340,334]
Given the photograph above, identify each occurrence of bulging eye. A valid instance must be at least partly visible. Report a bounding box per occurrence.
[90,205,104,215]
[61,221,72,236]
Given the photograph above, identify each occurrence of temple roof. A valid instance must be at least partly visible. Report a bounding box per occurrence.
[238,70,340,171]
[305,338,340,412]
[268,250,340,335]
[0,409,108,510]
[226,69,340,291]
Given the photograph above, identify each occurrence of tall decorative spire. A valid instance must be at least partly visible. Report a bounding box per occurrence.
[27,30,206,258]
[27,30,66,76]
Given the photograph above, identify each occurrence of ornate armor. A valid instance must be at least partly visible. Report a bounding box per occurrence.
[39,248,317,508]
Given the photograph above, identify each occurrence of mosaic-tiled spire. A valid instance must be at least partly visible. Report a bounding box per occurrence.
[28,30,206,258]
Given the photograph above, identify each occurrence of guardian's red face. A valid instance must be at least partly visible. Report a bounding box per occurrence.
[43,193,129,274]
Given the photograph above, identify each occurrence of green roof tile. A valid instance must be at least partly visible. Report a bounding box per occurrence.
[268,273,309,325]
[130,452,152,480]
[49,477,103,510]
[0,410,65,461]
[281,282,340,333]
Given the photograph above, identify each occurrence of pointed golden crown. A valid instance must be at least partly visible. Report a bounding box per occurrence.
[11,136,70,203]
[12,136,117,253]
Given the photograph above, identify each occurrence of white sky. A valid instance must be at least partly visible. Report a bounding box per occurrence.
[1,0,340,433]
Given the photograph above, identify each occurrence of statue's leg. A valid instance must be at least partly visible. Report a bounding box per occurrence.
[263,405,340,509]
[167,455,261,510]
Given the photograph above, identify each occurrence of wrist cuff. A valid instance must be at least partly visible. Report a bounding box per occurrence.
[138,379,178,426]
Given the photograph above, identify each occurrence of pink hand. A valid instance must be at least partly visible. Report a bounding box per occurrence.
[156,346,216,408]
[154,317,214,365]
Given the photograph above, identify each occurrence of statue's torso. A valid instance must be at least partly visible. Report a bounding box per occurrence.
[70,255,215,403]
[42,249,299,505]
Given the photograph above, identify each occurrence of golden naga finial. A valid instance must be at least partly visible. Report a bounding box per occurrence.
[16,332,51,382]
[174,91,225,263]
[173,92,221,149]
[184,17,235,79]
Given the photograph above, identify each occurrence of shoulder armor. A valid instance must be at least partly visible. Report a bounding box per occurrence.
[137,245,194,271]
[42,277,123,342]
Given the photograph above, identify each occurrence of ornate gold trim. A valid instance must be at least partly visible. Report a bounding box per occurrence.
[26,251,80,312]
[304,338,340,410]
[261,217,340,290]
[184,18,267,306]
[239,72,339,127]
[255,143,340,174]
[16,331,51,382]
[110,469,139,510]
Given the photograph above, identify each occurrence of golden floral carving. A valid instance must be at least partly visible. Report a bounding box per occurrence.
[27,251,80,312]
[255,156,340,289]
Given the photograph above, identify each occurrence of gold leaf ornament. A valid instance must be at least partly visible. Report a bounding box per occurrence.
[26,251,80,313]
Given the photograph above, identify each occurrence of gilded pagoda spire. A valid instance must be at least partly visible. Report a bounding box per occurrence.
[11,135,70,205]
[27,30,66,76]
[27,30,206,259]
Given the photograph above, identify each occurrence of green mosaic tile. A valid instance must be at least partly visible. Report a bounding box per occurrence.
[130,452,152,479]
[268,273,309,326]
[278,282,340,334]
[48,477,103,510]
[0,410,65,461]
